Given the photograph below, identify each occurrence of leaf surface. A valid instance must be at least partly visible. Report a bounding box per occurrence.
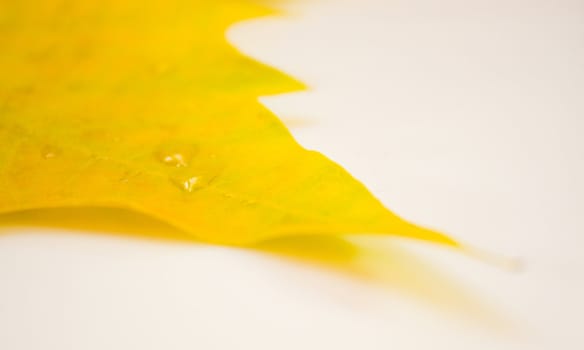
[0,0,456,246]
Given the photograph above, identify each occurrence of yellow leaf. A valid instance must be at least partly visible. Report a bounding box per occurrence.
[0,0,457,246]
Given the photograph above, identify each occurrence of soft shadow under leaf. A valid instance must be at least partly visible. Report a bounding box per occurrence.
[257,235,516,334]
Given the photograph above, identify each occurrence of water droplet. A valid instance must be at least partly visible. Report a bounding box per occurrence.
[161,153,188,167]
[172,176,201,193]
[41,145,60,159]
[155,144,197,168]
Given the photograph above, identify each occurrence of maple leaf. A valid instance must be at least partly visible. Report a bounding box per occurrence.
[0,0,457,246]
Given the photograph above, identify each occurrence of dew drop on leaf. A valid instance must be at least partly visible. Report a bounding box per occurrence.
[155,144,197,168]
[172,175,202,193]
[161,153,188,167]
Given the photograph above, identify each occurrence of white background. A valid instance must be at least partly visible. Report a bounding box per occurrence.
[1,0,583,349]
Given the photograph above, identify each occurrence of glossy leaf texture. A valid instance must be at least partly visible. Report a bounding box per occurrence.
[0,0,457,246]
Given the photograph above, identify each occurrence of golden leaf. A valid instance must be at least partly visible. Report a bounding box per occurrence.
[0,0,456,246]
